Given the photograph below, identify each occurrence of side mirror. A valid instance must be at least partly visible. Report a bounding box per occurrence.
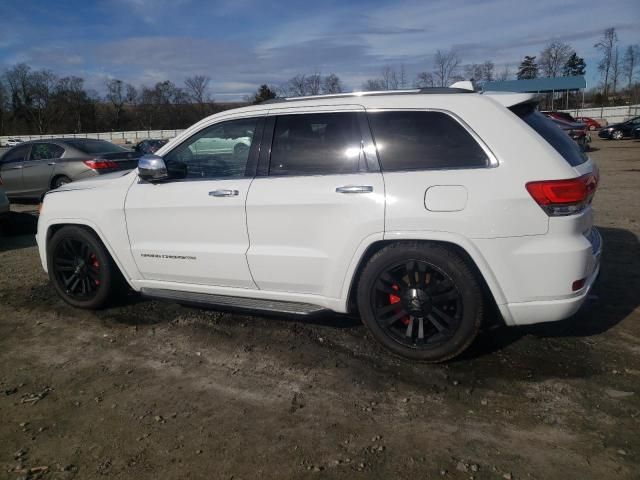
[138,154,168,182]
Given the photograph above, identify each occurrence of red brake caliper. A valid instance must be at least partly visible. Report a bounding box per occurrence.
[90,253,100,285]
[389,285,411,325]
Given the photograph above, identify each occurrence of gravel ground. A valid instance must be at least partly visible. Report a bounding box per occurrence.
[1,137,639,480]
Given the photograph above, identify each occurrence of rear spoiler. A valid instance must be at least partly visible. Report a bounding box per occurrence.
[448,81,539,108]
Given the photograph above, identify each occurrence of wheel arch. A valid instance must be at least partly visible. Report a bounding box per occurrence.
[45,220,134,290]
[343,234,510,325]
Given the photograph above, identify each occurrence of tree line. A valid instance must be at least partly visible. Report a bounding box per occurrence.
[0,67,240,136]
[1,26,638,136]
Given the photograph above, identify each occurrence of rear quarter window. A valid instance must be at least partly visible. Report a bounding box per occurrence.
[367,111,489,171]
[511,104,587,167]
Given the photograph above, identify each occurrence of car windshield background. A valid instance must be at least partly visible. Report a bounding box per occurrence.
[29,143,65,160]
[511,104,587,167]
[163,117,258,180]
[66,140,129,155]
[269,112,364,176]
[367,111,489,171]
[1,145,29,164]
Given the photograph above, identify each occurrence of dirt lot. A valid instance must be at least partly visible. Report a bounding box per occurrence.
[1,137,639,480]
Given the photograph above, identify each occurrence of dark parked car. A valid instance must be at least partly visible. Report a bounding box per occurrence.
[598,116,640,140]
[575,116,602,131]
[633,125,640,139]
[0,139,141,201]
[133,139,168,155]
[550,117,590,152]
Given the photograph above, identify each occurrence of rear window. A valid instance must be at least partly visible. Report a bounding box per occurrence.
[511,104,587,167]
[367,111,489,171]
[65,140,129,155]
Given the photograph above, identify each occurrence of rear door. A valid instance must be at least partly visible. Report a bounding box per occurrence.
[245,107,385,298]
[0,144,30,197]
[22,142,65,196]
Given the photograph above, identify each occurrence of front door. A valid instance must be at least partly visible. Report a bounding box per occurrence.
[245,109,385,298]
[125,115,264,288]
[0,144,30,198]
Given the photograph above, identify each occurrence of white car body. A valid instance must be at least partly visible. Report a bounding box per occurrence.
[36,89,601,330]
[5,138,22,147]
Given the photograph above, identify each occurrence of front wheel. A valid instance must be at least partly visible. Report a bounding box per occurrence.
[612,130,624,140]
[357,243,483,362]
[48,226,119,309]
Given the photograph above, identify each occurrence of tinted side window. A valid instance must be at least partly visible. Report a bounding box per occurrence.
[368,111,489,171]
[2,145,29,164]
[511,104,586,167]
[164,117,258,180]
[29,143,65,160]
[269,112,363,176]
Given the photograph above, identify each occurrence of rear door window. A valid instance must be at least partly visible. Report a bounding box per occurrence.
[511,104,587,167]
[367,111,489,171]
[269,112,364,176]
[29,143,65,160]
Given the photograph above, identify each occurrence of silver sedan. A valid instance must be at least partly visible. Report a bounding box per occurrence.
[0,139,141,201]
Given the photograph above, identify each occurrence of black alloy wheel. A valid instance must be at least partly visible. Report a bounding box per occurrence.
[48,226,119,309]
[372,260,462,349]
[357,243,483,362]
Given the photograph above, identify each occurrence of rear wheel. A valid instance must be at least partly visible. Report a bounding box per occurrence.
[48,226,119,309]
[357,243,483,362]
[52,175,71,189]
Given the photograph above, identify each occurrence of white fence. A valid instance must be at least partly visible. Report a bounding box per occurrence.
[559,104,640,125]
[1,129,184,146]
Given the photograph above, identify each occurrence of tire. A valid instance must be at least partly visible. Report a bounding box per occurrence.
[588,125,596,131]
[356,242,483,362]
[52,175,71,189]
[47,226,120,309]
[612,130,624,140]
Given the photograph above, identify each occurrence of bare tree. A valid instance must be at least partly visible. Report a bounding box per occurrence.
[497,64,512,81]
[594,27,618,102]
[622,44,640,91]
[381,66,399,90]
[24,69,58,134]
[305,73,322,95]
[611,47,621,96]
[414,71,434,88]
[361,78,385,91]
[398,65,408,89]
[539,41,573,77]
[184,75,211,104]
[433,49,461,87]
[322,73,343,94]
[482,61,495,81]
[105,78,133,130]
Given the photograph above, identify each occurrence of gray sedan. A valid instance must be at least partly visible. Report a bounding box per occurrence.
[0,139,141,201]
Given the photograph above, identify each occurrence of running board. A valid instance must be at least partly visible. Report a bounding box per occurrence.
[140,288,329,316]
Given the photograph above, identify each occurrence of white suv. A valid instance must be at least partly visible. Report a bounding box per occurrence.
[36,87,601,362]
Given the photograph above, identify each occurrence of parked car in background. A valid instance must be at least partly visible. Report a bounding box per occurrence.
[0,175,10,218]
[0,139,141,201]
[550,117,590,152]
[133,139,168,155]
[4,138,23,147]
[575,116,602,131]
[37,87,601,362]
[598,116,640,140]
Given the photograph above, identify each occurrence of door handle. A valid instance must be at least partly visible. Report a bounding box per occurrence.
[335,185,373,194]
[48,162,56,166]
[209,189,239,197]
[6,165,23,170]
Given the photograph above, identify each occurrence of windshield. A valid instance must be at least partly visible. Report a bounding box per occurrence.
[510,103,587,167]
[66,140,130,155]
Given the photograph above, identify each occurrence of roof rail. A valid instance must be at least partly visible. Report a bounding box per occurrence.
[260,87,475,104]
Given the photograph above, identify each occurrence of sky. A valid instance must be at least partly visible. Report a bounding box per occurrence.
[0,0,638,100]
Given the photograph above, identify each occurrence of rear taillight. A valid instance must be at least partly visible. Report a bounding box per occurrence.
[83,159,118,170]
[526,173,598,216]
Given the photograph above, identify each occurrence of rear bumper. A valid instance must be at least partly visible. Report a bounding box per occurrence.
[476,223,602,326]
